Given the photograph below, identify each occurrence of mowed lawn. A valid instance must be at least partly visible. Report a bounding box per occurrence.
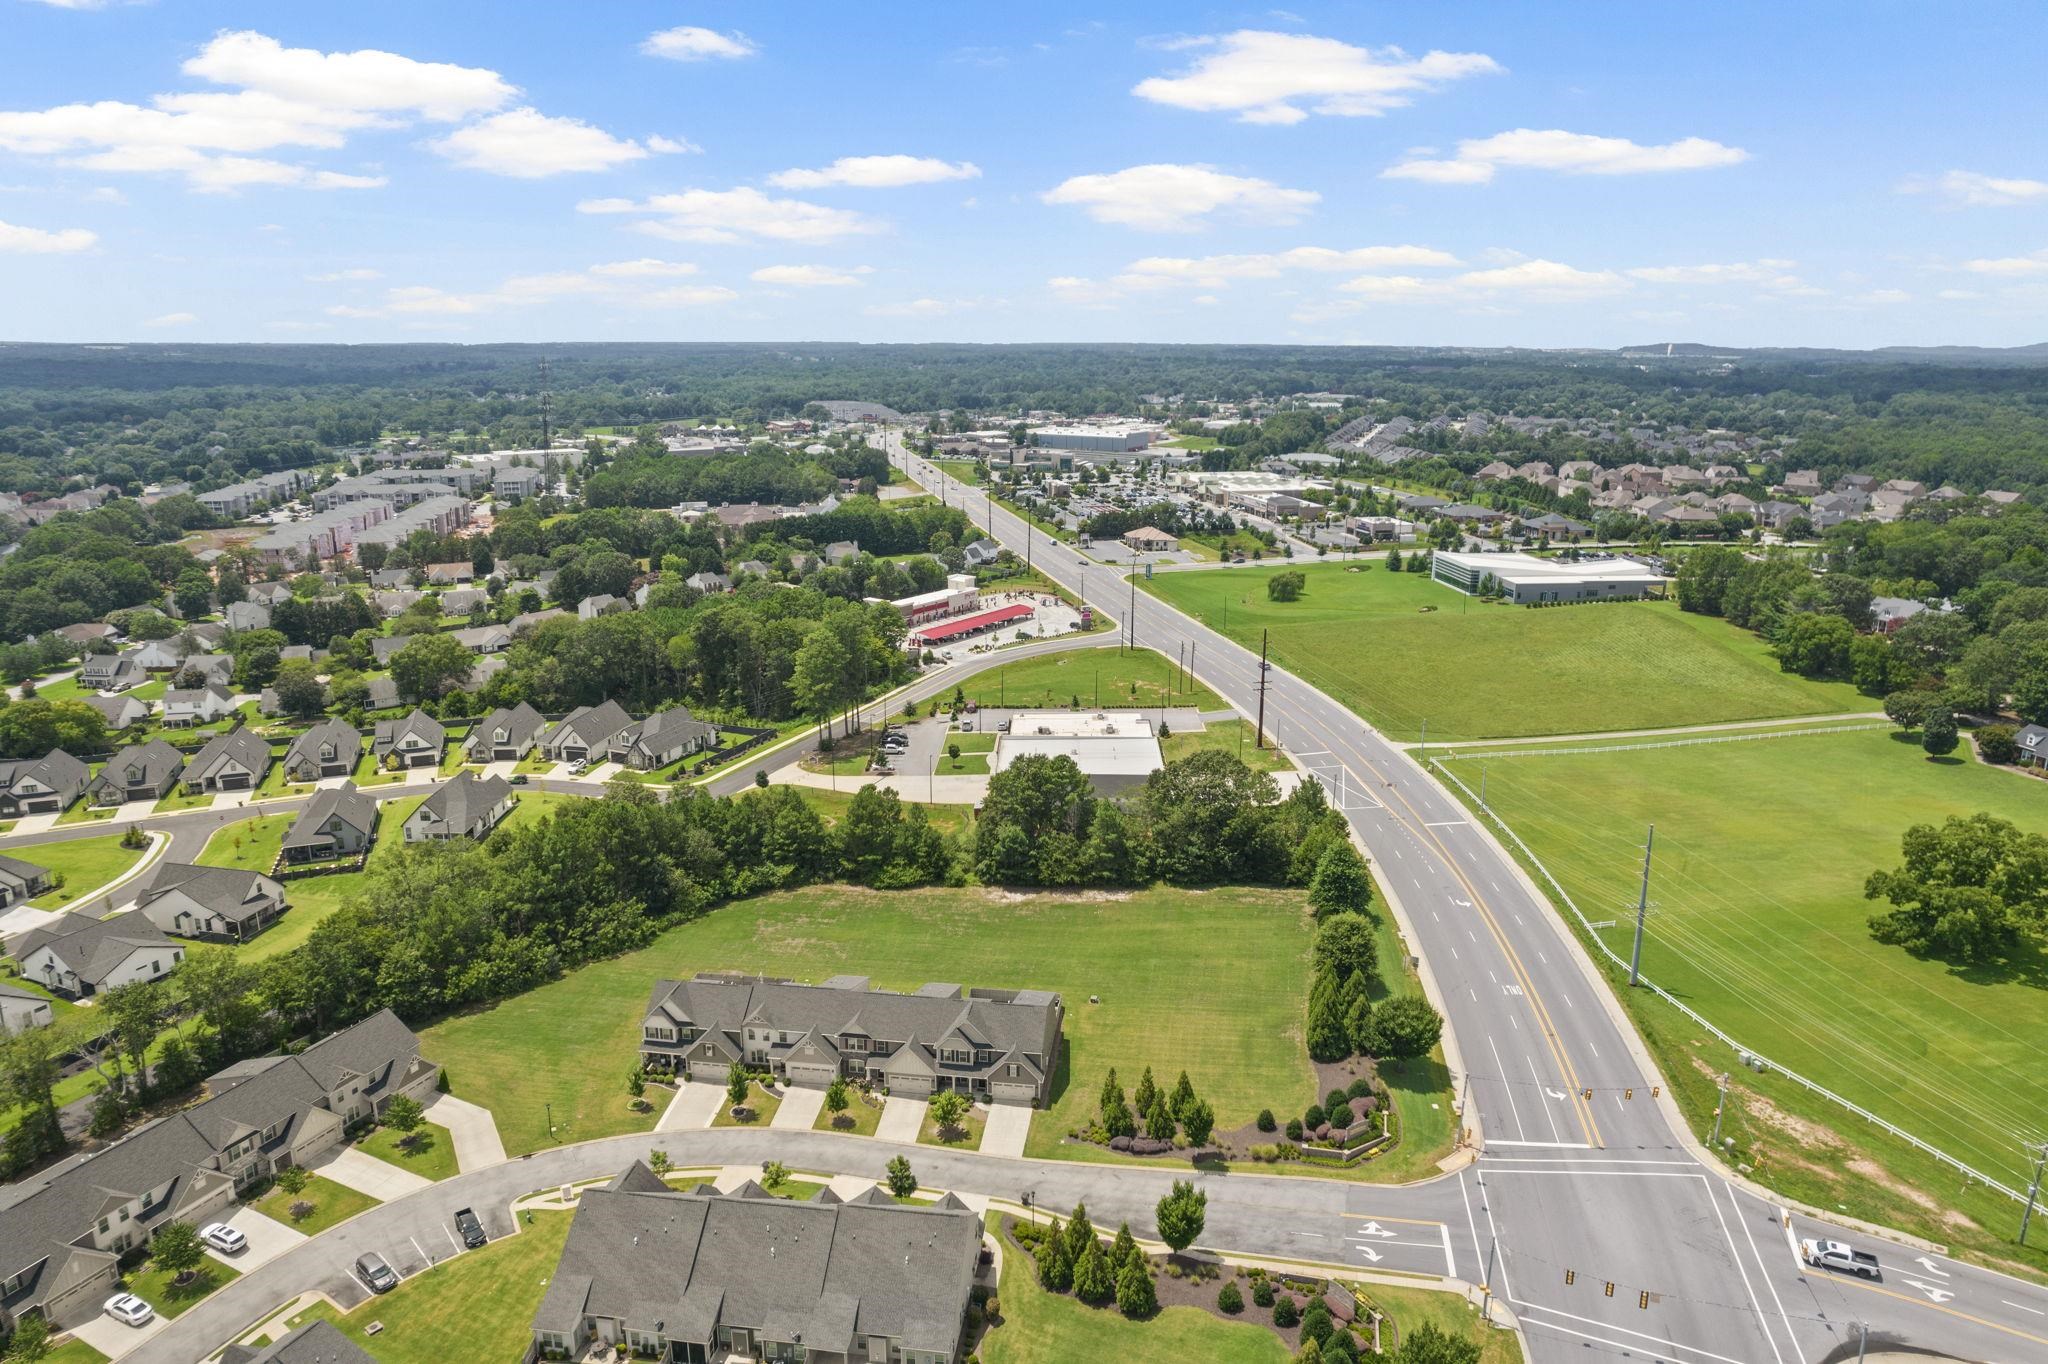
[1452,727,2048,1192]
[951,646,1223,713]
[27,833,149,909]
[1143,562,1866,741]
[423,883,1315,1158]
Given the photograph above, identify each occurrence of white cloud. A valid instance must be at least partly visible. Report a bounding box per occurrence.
[306,267,381,281]
[1041,163,1318,231]
[645,134,701,155]
[1340,257,1629,302]
[1385,129,1748,183]
[83,186,125,204]
[640,26,758,62]
[24,0,115,8]
[643,284,739,307]
[1937,288,1982,301]
[140,311,196,327]
[864,297,964,318]
[1962,248,2048,276]
[430,108,649,177]
[1857,288,1911,304]
[1046,276,1118,308]
[578,186,882,244]
[1133,29,1500,125]
[588,258,698,278]
[1900,170,2048,208]
[0,30,511,191]
[1114,244,1457,289]
[0,218,96,253]
[750,264,872,287]
[767,155,980,190]
[1626,260,1794,285]
[323,263,740,318]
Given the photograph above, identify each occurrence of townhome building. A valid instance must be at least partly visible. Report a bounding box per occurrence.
[281,782,379,863]
[0,853,54,909]
[86,740,186,806]
[462,701,548,761]
[282,717,363,783]
[222,1321,376,1364]
[11,912,183,998]
[542,699,634,764]
[531,1163,979,1364]
[132,863,287,943]
[0,1011,437,1334]
[372,708,445,769]
[0,750,91,817]
[608,706,719,771]
[182,728,272,794]
[402,771,513,843]
[640,974,1064,1107]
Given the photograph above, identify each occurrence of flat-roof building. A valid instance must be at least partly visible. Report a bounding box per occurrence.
[993,711,1162,796]
[1430,550,1666,605]
[1028,422,1162,453]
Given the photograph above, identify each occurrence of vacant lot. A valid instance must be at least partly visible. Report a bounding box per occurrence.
[423,882,1315,1157]
[950,646,1221,713]
[1446,726,2048,1199]
[1144,563,1866,741]
[200,795,434,958]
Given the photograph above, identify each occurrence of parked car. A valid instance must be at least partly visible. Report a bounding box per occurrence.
[454,1207,487,1249]
[509,774,529,785]
[199,1222,247,1254]
[104,1293,154,1327]
[1800,1238,1880,1279]
[356,1252,399,1293]
[996,720,1012,733]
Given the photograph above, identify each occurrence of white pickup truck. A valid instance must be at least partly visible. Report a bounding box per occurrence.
[1800,1237,1881,1279]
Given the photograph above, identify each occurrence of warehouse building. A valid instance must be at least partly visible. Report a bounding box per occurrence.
[1430,550,1667,605]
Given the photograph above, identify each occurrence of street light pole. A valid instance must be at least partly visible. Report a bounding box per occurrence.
[1709,1072,1731,1149]
[1629,825,1655,988]
[2022,1139,2048,1245]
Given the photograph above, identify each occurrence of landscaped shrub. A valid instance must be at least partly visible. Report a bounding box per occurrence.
[1304,1103,1326,1129]
[1300,1297,1334,1348]
[1323,1329,1359,1364]
[1324,1087,1349,1116]
[1218,1280,1244,1314]
[1345,1077,1373,1100]
[1285,1118,1304,1142]
[1116,1260,1158,1318]
[1977,724,2018,764]
[1272,1294,1299,1327]
[1252,1277,1276,1308]
[1256,1108,1276,1132]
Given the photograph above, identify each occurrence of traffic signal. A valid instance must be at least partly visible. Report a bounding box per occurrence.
[1639,1290,1651,1310]
[1564,1270,1575,1285]
[1604,1282,1614,1298]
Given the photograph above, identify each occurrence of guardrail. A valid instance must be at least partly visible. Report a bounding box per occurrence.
[1428,758,2027,1205]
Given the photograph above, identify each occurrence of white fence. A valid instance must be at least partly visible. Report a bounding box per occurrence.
[1431,722,1888,764]
[1428,758,2027,1205]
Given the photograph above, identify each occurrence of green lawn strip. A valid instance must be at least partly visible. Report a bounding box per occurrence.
[761,1178,828,1202]
[496,791,578,833]
[951,646,1223,712]
[27,834,149,909]
[1160,435,1220,451]
[1142,563,1867,742]
[121,1259,240,1319]
[54,798,120,827]
[929,459,982,484]
[512,749,557,775]
[815,1092,885,1136]
[937,752,991,775]
[981,1214,1287,1364]
[251,1173,380,1236]
[350,751,409,786]
[34,675,90,702]
[710,1079,783,1129]
[1355,1281,1524,1364]
[151,783,215,813]
[42,1339,110,1364]
[768,787,976,842]
[918,1103,987,1150]
[1439,727,2048,1275]
[355,1120,459,1181]
[128,679,166,702]
[1161,721,1290,774]
[425,882,1312,1159]
[256,1212,572,1364]
[198,812,292,874]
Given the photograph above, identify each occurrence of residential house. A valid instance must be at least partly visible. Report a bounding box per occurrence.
[579,593,627,619]
[282,717,362,782]
[1775,469,1824,496]
[281,782,379,864]
[1520,512,1591,538]
[439,587,488,616]
[1756,500,1804,532]
[12,912,182,999]
[2016,724,2048,770]
[77,650,144,692]
[1868,489,1915,522]
[733,559,772,579]
[1984,490,2024,507]
[182,728,272,794]
[542,699,634,764]
[1473,461,1516,482]
[86,740,185,806]
[530,1165,979,1364]
[449,623,512,653]
[52,622,118,649]
[402,771,513,843]
[1808,491,1867,530]
[0,982,54,1034]
[1879,478,1928,497]
[132,862,286,943]
[0,750,90,817]
[464,701,548,761]
[369,568,411,589]
[373,589,424,618]
[163,684,237,728]
[1707,492,1758,517]
[684,571,730,595]
[961,537,1002,568]
[824,539,861,565]
[82,692,150,731]
[247,580,294,607]
[369,634,414,667]
[129,637,190,671]
[371,708,446,769]
[363,675,401,711]
[222,1322,376,1364]
[640,973,1064,1106]
[0,1010,437,1333]
[424,562,475,585]
[1870,597,1930,633]
[609,706,718,771]
[0,854,54,909]
[510,607,569,634]
[224,600,272,632]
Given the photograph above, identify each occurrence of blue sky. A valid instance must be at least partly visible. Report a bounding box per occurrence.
[1,1,2043,347]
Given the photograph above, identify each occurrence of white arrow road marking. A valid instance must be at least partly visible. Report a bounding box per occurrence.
[1913,1255,1949,1278]
[1546,1088,1567,1102]
[1901,1277,1955,1304]
[1353,1245,1382,1262]
[1351,1222,1397,1239]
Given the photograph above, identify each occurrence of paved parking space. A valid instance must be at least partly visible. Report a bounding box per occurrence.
[657,1079,726,1131]
[981,1103,1032,1158]
[208,1205,309,1271]
[876,1095,926,1143]
[423,1093,506,1170]
[771,1084,826,1131]
[309,1145,431,1200]
[65,1306,168,1360]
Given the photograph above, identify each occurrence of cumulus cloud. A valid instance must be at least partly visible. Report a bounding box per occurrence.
[430,108,654,177]
[140,311,196,327]
[587,258,698,278]
[1899,169,2048,208]
[767,155,980,189]
[645,134,701,155]
[1339,257,1629,302]
[0,218,96,253]
[750,264,872,287]
[578,186,882,244]
[643,284,739,306]
[1133,29,1500,125]
[322,263,739,318]
[1384,129,1749,183]
[1114,244,1458,289]
[1962,248,2048,276]
[305,267,381,281]
[182,31,514,120]
[641,27,758,62]
[864,297,966,318]
[1041,163,1318,231]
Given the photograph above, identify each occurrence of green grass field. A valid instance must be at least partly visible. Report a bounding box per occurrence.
[1143,562,1868,741]
[356,1119,458,1181]
[122,1258,240,1319]
[27,834,148,909]
[201,796,431,957]
[422,882,1317,1158]
[950,646,1222,712]
[252,1173,378,1236]
[1442,726,2048,1246]
[1161,720,1290,773]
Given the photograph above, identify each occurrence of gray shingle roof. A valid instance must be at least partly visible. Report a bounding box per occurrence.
[220,1321,376,1364]
[283,781,378,850]
[412,771,510,836]
[184,728,271,785]
[284,718,362,774]
[12,912,176,987]
[134,862,279,926]
[548,699,634,752]
[464,701,547,754]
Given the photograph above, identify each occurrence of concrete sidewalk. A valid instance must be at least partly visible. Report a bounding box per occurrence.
[424,1093,506,1171]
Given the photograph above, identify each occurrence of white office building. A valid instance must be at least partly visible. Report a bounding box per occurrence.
[1430,551,1667,605]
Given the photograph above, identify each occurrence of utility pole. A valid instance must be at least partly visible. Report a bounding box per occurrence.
[1629,825,1655,988]
[1418,718,1427,765]
[1255,629,1270,749]
[537,355,553,453]
[2022,1139,2048,1245]
[1709,1072,1731,1149]
[1128,577,1136,653]
[1479,762,1487,810]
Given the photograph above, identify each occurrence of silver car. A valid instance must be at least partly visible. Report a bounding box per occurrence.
[200,1222,247,1254]
[104,1292,154,1327]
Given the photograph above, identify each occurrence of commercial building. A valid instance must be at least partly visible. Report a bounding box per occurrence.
[992,710,1162,796]
[887,573,980,626]
[1027,422,1162,453]
[906,602,1033,649]
[1119,526,1179,553]
[640,972,1063,1106]
[1430,550,1667,604]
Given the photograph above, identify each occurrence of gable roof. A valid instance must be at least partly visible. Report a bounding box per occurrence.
[283,781,378,850]
[13,911,175,985]
[284,717,361,771]
[550,699,634,750]
[373,708,446,752]
[220,1321,376,1364]
[616,706,716,757]
[465,701,548,751]
[183,728,271,782]
[134,862,278,924]
[412,771,511,832]
[89,740,186,793]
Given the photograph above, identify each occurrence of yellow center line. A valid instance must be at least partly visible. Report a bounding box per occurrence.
[1339,1212,1445,1227]
[1821,1274,2048,1348]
